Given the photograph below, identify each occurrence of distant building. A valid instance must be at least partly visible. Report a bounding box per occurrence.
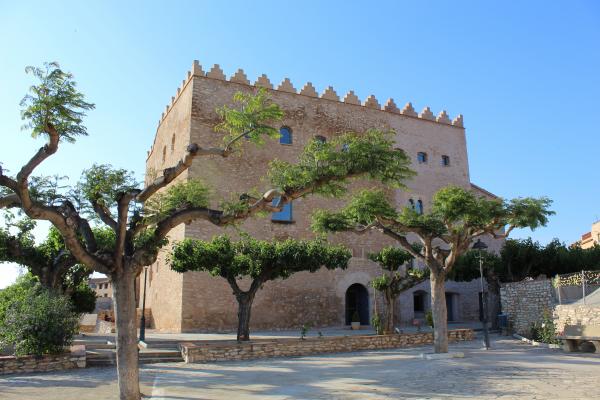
[575,221,600,249]
[89,277,113,298]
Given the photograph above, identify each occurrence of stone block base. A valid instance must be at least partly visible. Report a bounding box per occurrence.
[182,328,474,363]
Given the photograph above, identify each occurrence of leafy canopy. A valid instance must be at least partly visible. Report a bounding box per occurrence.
[313,185,554,240]
[268,130,414,198]
[20,62,95,142]
[170,235,352,281]
[368,247,426,294]
[216,88,285,148]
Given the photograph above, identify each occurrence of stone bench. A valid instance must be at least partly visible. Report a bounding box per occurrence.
[557,325,600,353]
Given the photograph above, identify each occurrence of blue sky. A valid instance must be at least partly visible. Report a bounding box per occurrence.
[1,1,599,287]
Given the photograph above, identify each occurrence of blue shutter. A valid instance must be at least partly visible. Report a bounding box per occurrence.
[271,196,293,222]
[279,127,292,145]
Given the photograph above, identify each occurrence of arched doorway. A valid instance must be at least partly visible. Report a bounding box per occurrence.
[345,283,369,325]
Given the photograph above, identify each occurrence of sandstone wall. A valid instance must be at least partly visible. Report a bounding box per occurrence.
[500,279,555,335]
[0,348,85,375]
[182,329,474,363]
[554,304,600,333]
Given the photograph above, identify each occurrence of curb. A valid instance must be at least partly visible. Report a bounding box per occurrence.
[512,334,561,349]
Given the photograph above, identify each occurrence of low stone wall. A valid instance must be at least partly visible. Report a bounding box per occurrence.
[0,346,86,375]
[554,304,600,333]
[500,279,555,335]
[181,329,474,363]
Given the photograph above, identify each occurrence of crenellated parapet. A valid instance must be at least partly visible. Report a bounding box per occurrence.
[157,60,465,129]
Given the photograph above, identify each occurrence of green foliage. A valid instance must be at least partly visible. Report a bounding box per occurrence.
[312,189,397,232]
[145,179,210,220]
[20,62,94,142]
[0,278,79,356]
[452,239,600,284]
[530,310,560,344]
[170,235,352,281]
[368,247,414,272]
[371,313,384,335]
[215,88,284,148]
[300,323,311,340]
[77,164,139,212]
[269,130,415,199]
[448,250,503,282]
[69,282,96,314]
[351,311,360,323]
[425,310,434,328]
[0,273,39,324]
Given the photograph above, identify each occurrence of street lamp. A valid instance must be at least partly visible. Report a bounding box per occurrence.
[139,266,148,342]
[472,239,490,350]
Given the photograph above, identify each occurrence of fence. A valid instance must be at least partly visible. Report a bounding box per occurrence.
[553,270,600,305]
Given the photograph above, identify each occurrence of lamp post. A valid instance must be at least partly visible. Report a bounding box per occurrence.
[139,266,148,342]
[472,239,490,350]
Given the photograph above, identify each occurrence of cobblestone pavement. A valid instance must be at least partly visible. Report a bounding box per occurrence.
[1,335,599,399]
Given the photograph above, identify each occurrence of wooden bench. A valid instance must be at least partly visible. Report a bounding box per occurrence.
[557,325,600,353]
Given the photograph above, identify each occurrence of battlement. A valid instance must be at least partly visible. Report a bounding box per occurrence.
[156,60,465,130]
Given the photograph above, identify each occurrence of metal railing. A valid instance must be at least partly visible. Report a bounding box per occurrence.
[553,270,600,305]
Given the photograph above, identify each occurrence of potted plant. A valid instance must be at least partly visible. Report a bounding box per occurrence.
[351,311,361,330]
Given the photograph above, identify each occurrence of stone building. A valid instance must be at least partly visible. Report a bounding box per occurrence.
[141,60,503,332]
[88,277,112,298]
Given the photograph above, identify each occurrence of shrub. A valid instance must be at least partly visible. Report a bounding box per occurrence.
[351,311,360,323]
[371,313,383,335]
[69,282,97,314]
[0,280,80,356]
[530,310,560,345]
[425,310,434,328]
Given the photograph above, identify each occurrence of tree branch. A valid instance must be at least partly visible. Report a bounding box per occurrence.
[91,199,118,230]
[16,124,60,208]
[0,193,21,209]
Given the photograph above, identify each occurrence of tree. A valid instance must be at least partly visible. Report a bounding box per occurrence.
[170,235,351,341]
[0,217,98,313]
[312,186,553,353]
[0,62,413,399]
[368,246,426,334]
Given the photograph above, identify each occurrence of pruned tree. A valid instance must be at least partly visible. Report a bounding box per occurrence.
[368,246,426,334]
[170,235,351,341]
[312,186,553,353]
[0,62,414,399]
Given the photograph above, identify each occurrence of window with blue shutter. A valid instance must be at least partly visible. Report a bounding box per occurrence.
[271,196,293,222]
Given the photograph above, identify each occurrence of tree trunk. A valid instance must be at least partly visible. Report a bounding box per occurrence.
[487,274,501,330]
[384,290,395,334]
[430,272,448,353]
[112,269,141,400]
[236,293,255,342]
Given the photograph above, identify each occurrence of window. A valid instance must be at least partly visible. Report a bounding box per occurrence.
[171,134,176,152]
[416,200,424,215]
[103,294,108,297]
[441,155,450,166]
[414,292,425,312]
[408,199,415,210]
[314,135,326,143]
[279,127,292,145]
[271,196,293,223]
[342,143,350,152]
[90,283,96,289]
[417,152,427,164]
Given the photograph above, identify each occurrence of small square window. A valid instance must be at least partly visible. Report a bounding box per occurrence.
[417,152,427,164]
[441,155,450,166]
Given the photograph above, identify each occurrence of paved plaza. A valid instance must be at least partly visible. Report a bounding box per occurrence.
[1,335,599,399]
